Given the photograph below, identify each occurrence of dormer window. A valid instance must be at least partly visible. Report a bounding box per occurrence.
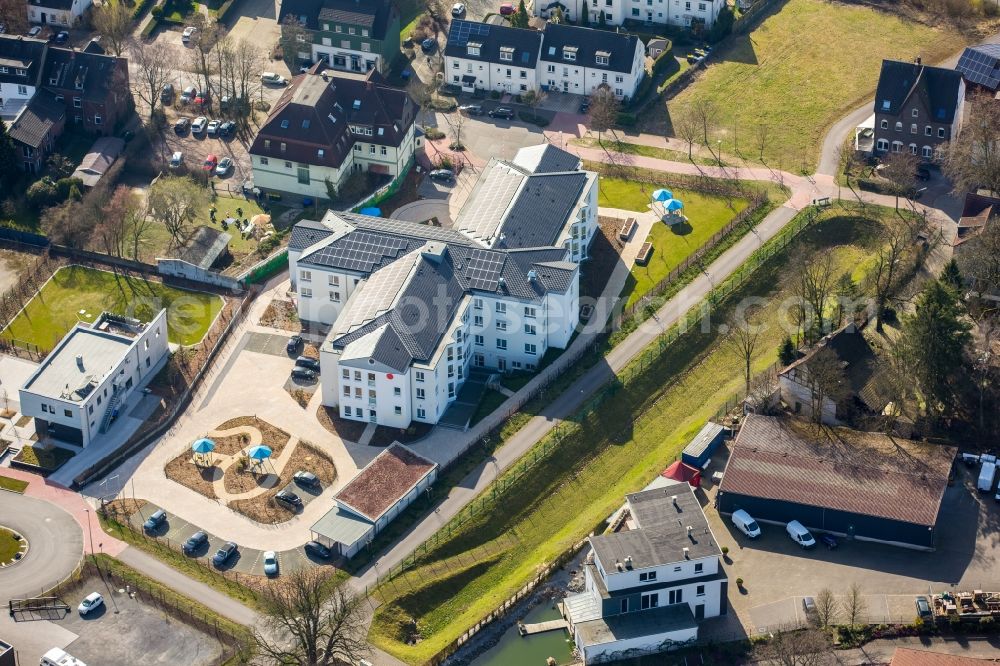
[302,119,310,128]
[467,42,481,56]
[16,68,25,76]
[318,148,325,157]
[264,139,270,149]
[75,79,84,90]
[50,76,58,85]
[563,46,577,61]
[911,108,918,118]
[595,50,610,65]
[881,99,890,111]
[499,46,514,62]
[280,119,290,128]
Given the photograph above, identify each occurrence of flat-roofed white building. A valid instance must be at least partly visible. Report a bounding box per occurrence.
[19,310,169,448]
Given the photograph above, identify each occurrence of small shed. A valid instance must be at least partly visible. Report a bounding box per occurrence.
[661,460,701,488]
[681,421,727,469]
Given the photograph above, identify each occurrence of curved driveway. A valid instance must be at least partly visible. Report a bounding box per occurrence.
[0,492,83,599]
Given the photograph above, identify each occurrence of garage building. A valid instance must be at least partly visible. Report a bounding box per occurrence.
[717,415,956,551]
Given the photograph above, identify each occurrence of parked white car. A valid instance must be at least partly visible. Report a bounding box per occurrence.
[786,520,816,548]
[169,151,184,169]
[731,509,761,538]
[77,592,104,615]
[191,116,208,134]
[182,26,197,42]
[263,550,279,576]
[260,72,288,86]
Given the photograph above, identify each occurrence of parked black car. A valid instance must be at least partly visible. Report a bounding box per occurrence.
[304,540,332,559]
[182,531,208,554]
[294,470,320,488]
[212,542,238,566]
[488,107,514,120]
[295,356,320,371]
[174,117,191,134]
[275,489,303,510]
[143,509,167,532]
[428,169,455,183]
[161,83,175,104]
[291,367,316,381]
[287,335,303,354]
[219,121,236,138]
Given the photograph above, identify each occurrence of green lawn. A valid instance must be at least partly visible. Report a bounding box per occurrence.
[661,0,966,170]
[138,195,268,264]
[596,178,750,308]
[0,475,29,494]
[469,389,507,427]
[369,203,898,664]
[573,137,721,167]
[1,265,223,351]
[0,528,21,562]
[13,445,75,471]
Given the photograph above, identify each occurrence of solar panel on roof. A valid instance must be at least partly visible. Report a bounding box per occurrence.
[451,20,490,47]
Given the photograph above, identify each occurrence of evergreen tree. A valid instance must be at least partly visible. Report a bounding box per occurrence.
[778,337,796,367]
[941,258,963,291]
[580,7,589,25]
[897,279,971,415]
[598,9,606,26]
[0,119,18,192]
[513,0,530,27]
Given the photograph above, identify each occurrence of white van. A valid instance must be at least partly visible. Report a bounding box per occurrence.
[978,461,997,493]
[40,647,87,666]
[786,520,816,548]
[731,509,761,538]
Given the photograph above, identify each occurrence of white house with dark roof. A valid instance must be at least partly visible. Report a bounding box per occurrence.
[534,0,725,31]
[564,482,726,664]
[19,310,169,447]
[249,67,417,200]
[27,0,91,27]
[443,20,645,99]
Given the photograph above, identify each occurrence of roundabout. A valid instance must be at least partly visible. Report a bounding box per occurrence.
[0,493,83,599]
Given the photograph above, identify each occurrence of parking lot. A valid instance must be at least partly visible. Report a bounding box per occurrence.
[703,460,1000,633]
[128,501,335,577]
[56,579,224,666]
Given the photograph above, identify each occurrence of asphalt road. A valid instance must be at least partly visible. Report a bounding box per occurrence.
[0,493,83,599]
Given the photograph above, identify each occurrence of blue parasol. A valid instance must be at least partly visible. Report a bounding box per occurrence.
[651,189,673,202]
[248,445,272,461]
[359,207,382,216]
[191,438,215,454]
[666,199,685,211]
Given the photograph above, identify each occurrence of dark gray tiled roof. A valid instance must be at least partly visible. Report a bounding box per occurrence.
[289,219,337,251]
[9,92,64,149]
[540,23,640,75]
[43,46,126,104]
[497,172,587,249]
[956,43,1000,90]
[531,144,581,173]
[874,59,963,123]
[0,36,46,88]
[444,20,541,69]
[590,484,720,570]
[280,0,394,36]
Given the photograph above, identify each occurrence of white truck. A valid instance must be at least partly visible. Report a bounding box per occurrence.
[40,648,86,666]
[978,461,997,493]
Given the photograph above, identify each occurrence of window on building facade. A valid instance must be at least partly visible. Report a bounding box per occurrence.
[525,324,536,335]
[475,335,484,346]
[301,287,312,297]
[417,408,426,418]
[640,593,659,609]
[639,571,657,581]
[525,343,537,355]
[496,338,507,350]
[938,127,946,138]
[496,302,506,313]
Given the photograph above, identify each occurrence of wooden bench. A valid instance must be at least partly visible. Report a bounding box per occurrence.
[619,217,638,241]
[636,241,653,265]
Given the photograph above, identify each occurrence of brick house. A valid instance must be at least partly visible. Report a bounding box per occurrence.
[873,58,965,161]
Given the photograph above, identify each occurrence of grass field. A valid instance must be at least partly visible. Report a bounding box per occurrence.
[596,178,750,307]
[0,528,21,563]
[13,445,75,470]
[369,203,899,663]
[0,475,29,493]
[662,0,967,170]
[1,265,224,351]
[573,137,723,167]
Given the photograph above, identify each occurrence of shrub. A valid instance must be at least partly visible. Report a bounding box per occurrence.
[26,178,59,209]
[708,6,734,42]
[736,577,744,586]
[721,546,729,555]
[616,111,638,126]
[489,90,501,100]
[55,177,84,201]
[150,3,163,17]
[422,126,445,141]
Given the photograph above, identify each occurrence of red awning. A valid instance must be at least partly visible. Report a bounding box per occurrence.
[662,461,701,488]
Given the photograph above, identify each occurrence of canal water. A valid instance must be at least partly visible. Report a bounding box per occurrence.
[470,601,575,666]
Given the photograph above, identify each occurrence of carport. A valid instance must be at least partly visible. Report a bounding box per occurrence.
[310,507,374,558]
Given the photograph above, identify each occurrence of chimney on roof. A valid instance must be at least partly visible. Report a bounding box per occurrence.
[683,547,690,560]
[686,525,693,537]
[671,495,678,509]
[322,72,329,81]
[76,355,84,370]
[624,556,632,569]
[527,269,537,281]
[615,559,623,572]
[915,56,922,65]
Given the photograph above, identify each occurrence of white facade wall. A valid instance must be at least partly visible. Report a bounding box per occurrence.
[336,359,412,428]
[597,553,720,591]
[19,310,169,447]
[556,177,599,262]
[311,43,382,73]
[581,0,723,28]
[0,81,35,109]
[579,625,699,665]
[296,266,364,324]
[446,54,539,94]
[778,373,839,425]
[27,0,89,26]
[468,294,553,373]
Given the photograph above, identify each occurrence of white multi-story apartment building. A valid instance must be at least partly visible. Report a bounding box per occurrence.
[564,482,728,664]
[249,67,417,201]
[535,0,725,30]
[444,20,645,100]
[19,310,169,448]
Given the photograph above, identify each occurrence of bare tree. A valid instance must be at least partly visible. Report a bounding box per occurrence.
[945,91,1000,196]
[754,123,769,162]
[92,2,133,56]
[691,97,720,149]
[814,588,837,628]
[804,347,849,424]
[188,15,222,101]
[753,628,831,666]
[280,15,310,72]
[725,314,762,397]
[147,176,208,248]
[880,151,919,210]
[795,252,837,343]
[673,110,699,161]
[589,85,620,144]
[865,214,924,332]
[443,110,467,150]
[0,0,28,34]
[842,582,867,628]
[130,42,174,120]
[253,569,368,666]
[522,87,547,120]
[957,214,1000,298]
